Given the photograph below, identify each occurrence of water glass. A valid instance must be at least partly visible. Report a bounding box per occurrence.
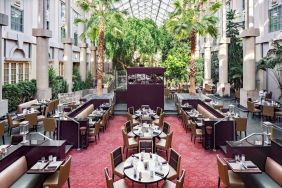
[41,156,46,162]
[241,154,245,163]
[53,156,57,162]
[48,155,53,161]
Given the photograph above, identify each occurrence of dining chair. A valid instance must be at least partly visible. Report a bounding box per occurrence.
[10,134,23,145]
[128,106,135,115]
[162,169,186,188]
[156,131,173,158]
[247,101,261,117]
[43,118,57,139]
[191,121,202,144]
[7,114,20,135]
[89,119,101,143]
[183,114,191,133]
[159,121,170,139]
[124,120,134,138]
[0,121,5,144]
[43,156,72,188]
[110,146,125,180]
[216,155,245,188]
[37,106,50,122]
[156,107,163,116]
[127,113,139,126]
[166,148,181,181]
[138,140,153,153]
[153,112,164,127]
[141,105,150,109]
[175,103,182,119]
[109,105,114,119]
[122,129,138,157]
[25,113,38,132]
[99,113,107,132]
[104,167,128,188]
[262,105,275,120]
[234,117,247,140]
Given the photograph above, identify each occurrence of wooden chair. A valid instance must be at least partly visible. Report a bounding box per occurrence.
[124,120,134,138]
[104,167,128,188]
[159,121,170,139]
[167,148,181,181]
[127,113,139,126]
[191,121,202,144]
[262,105,275,120]
[0,121,5,144]
[7,114,20,135]
[25,113,38,132]
[99,113,107,132]
[156,131,173,158]
[43,156,72,188]
[175,103,182,118]
[110,146,125,180]
[37,106,50,122]
[162,169,186,188]
[235,118,247,140]
[216,155,245,188]
[183,113,191,133]
[89,119,101,143]
[138,140,153,153]
[109,105,114,119]
[128,106,135,115]
[43,118,57,139]
[156,107,163,116]
[122,129,137,157]
[153,112,164,127]
[247,101,261,117]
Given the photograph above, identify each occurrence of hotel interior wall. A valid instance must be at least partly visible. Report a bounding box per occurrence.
[199,0,282,100]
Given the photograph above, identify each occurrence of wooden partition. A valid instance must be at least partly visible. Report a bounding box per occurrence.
[127,67,165,110]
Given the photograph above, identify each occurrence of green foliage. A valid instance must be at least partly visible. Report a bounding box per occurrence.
[211,51,219,83]
[226,9,243,89]
[3,80,36,111]
[48,67,68,99]
[195,58,204,86]
[161,42,189,81]
[72,67,93,91]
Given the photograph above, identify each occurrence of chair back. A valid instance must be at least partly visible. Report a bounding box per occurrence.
[10,134,23,145]
[101,113,107,127]
[235,117,247,132]
[169,148,181,177]
[0,121,5,136]
[111,147,123,170]
[156,107,163,116]
[159,113,165,127]
[262,105,275,117]
[139,140,153,153]
[122,129,129,147]
[165,131,173,148]
[25,113,38,129]
[247,101,255,112]
[124,121,132,134]
[216,155,229,186]
[104,167,114,188]
[176,169,186,188]
[128,107,134,115]
[94,120,101,136]
[43,118,57,132]
[191,122,197,136]
[163,122,170,135]
[58,156,72,186]
[141,105,150,109]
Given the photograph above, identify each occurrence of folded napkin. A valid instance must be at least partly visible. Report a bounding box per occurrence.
[124,165,133,170]
[155,171,164,177]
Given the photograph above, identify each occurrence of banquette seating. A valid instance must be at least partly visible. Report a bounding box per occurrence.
[0,156,46,188]
[16,99,39,113]
[243,157,282,188]
[74,104,94,119]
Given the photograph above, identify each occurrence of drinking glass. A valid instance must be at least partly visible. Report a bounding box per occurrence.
[48,155,53,161]
[241,154,245,163]
[41,156,46,162]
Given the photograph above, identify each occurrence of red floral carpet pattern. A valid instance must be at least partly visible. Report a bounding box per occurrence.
[68,116,224,188]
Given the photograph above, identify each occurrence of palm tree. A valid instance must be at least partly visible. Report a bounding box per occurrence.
[75,0,124,96]
[166,0,221,93]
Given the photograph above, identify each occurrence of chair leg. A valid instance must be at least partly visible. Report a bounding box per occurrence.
[245,131,247,137]
[67,177,70,188]
[218,177,220,188]
[2,135,4,144]
[126,148,128,158]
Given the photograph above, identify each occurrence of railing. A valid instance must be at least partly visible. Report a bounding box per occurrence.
[234,133,266,146]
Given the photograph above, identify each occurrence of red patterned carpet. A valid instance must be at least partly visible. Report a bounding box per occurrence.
[68,116,223,188]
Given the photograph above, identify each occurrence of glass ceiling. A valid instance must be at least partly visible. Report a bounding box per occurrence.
[114,0,175,26]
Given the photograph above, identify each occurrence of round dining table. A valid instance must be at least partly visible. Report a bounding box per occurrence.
[132,123,162,152]
[123,152,170,187]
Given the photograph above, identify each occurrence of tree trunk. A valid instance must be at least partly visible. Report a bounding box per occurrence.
[189,30,197,93]
[97,18,105,96]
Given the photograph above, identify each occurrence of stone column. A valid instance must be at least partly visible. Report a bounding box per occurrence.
[203,36,212,86]
[217,0,230,97]
[90,45,97,82]
[0,13,8,116]
[63,0,73,92]
[32,0,52,99]
[79,43,87,81]
[239,0,259,107]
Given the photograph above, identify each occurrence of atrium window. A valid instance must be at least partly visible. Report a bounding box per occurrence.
[18,63,24,82]
[11,6,24,32]
[4,63,9,84]
[11,63,16,84]
[269,5,282,32]
[46,0,50,10]
[61,1,65,20]
[61,26,66,40]
[25,63,29,81]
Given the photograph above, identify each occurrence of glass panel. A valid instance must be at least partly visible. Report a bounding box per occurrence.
[4,63,9,84]
[25,63,29,81]
[18,63,23,82]
[11,6,23,32]
[11,63,16,84]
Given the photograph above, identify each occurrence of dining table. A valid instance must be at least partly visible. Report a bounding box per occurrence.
[134,108,158,123]
[224,158,262,174]
[27,159,64,174]
[123,152,170,187]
